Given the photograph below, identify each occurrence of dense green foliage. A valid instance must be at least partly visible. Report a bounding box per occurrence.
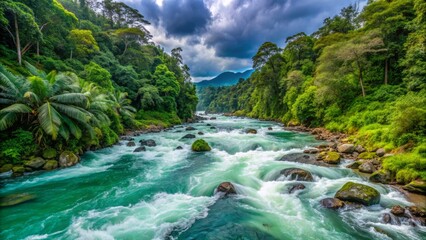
[199,1,426,183]
[0,0,197,166]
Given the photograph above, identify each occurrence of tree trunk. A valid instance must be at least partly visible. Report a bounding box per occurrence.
[384,58,388,85]
[14,14,22,65]
[37,41,40,57]
[70,49,73,60]
[359,68,365,97]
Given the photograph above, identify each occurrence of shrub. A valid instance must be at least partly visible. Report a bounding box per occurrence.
[0,129,38,164]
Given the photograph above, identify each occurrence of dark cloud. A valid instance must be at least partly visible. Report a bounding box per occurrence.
[162,0,212,36]
[122,0,367,79]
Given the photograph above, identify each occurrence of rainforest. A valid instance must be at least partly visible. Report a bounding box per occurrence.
[0,0,425,240]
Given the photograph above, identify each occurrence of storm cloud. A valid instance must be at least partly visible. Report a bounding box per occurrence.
[123,0,366,81]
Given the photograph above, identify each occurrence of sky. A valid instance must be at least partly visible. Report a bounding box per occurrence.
[122,0,367,82]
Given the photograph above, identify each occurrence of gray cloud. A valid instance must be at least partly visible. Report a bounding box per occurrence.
[123,0,367,79]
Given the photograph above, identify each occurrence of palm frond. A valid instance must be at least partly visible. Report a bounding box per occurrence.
[50,102,91,123]
[0,112,18,130]
[50,93,88,106]
[60,115,82,139]
[0,103,32,114]
[38,102,61,140]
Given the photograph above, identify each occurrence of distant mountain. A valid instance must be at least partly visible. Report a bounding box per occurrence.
[195,69,254,88]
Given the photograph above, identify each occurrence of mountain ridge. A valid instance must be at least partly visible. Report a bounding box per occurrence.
[195,69,253,88]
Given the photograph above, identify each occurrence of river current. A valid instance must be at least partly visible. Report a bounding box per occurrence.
[0,114,425,239]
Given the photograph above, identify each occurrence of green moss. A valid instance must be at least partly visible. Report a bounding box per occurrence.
[335,181,380,206]
[324,151,341,164]
[42,148,57,159]
[0,164,13,173]
[191,139,212,152]
[402,180,426,194]
[136,110,182,128]
[358,152,377,159]
[382,153,426,184]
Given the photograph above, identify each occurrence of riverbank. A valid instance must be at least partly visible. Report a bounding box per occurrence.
[1,114,425,239]
[220,112,426,197]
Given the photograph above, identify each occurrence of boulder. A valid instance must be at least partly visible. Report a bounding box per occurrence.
[206,124,211,126]
[58,151,79,167]
[382,213,401,225]
[320,198,345,209]
[42,148,57,159]
[346,161,362,169]
[126,141,136,147]
[337,144,355,153]
[358,161,376,173]
[391,205,405,216]
[181,134,196,139]
[376,148,386,157]
[268,127,273,130]
[198,131,204,135]
[175,146,183,150]
[133,146,146,152]
[0,193,36,207]
[335,182,380,206]
[288,183,306,194]
[216,182,236,195]
[369,170,392,184]
[191,139,212,152]
[352,152,359,158]
[323,152,341,164]
[210,126,216,129]
[357,152,376,160]
[355,145,366,153]
[406,206,426,218]
[185,126,196,131]
[0,164,13,173]
[43,160,58,170]
[303,148,319,154]
[279,153,329,167]
[140,139,156,147]
[210,117,217,120]
[402,180,426,194]
[24,157,46,169]
[245,129,257,134]
[12,166,25,176]
[280,168,313,181]
[120,136,134,141]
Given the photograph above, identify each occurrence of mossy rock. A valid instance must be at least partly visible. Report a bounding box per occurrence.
[0,164,13,173]
[43,160,58,170]
[59,151,79,167]
[369,170,393,184]
[191,139,212,152]
[324,152,341,164]
[245,128,257,134]
[357,152,376,160]
[42,148,57,159]
[402,180,426,195]
[335,182,380,206]
[346,161,362,169]
[24,157,46,169]
[12,166,25,174]
[0,193,36,207]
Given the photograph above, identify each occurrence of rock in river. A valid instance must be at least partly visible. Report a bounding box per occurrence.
[320,198,345,209]
[126,141,136,147]
[358,161,376,173]
[245,128,257,134]
[181,134,196,139]
[191,139,212,152]
[323,151,341,164]
[59,151,79,167]
[0,193,36,207]
[391,205,405,216]
[335,182,380,206]
[140,139,156,147]
[134,146,146,152]
[280,168,313,181]
[216,182,236,196]
[185,126,196,131]
[288,183,306,194]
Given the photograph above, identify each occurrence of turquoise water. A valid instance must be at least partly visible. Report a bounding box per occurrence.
[1,115,425,239]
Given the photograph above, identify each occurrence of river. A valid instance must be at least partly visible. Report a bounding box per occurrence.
[0,114,425,239]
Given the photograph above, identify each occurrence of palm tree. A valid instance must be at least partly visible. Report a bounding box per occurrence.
[111,90,136,120]
[0,63,92,142]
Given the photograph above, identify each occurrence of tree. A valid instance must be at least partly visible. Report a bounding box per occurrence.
[0,0,41,65]
[284,32,315,70]
[0,63,91,142]
[81,62,113,90]
[138,84,162,110]
[252,42,281,70]
[67,29,99,59]
[153,64,180,111]
[314,4,359,38]
[114,27,148,55]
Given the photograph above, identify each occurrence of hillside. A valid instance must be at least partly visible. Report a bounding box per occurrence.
[195,69,253,88]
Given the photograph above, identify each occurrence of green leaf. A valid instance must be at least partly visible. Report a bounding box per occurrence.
[38,102,61,140]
